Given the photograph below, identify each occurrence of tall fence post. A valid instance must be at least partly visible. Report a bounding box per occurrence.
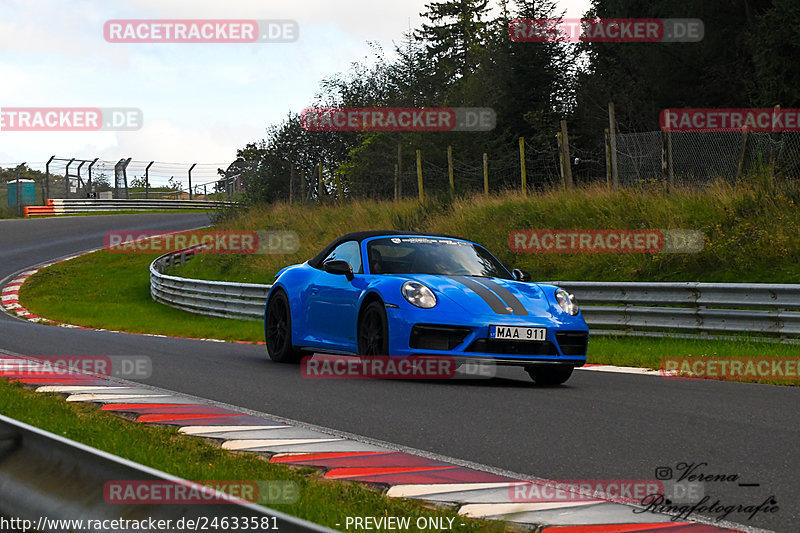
[394,164,399,201]
[15,162,25,217]
[447,145,454,199]
[114,159,122,199]
[396,143,402,200]
[736,128,750,181]
[769,104,781,177]
[317,162,323,202]
[560,120,574,189]
[483,153,489,196]
[519,137,527,196]
[604,128,612,187]
[188,163,196,200]
[416,149,423,201]
[76,161,86,198]
[557,131,566,190]
[45,155,54,201]
[289,163,295,203]
[65,158,75,198]
[121,158,131,199]
[145,161,153,199]
[300,169,306,204]
[87,158,98,197]
[662,127,674,191]
[608,102,620,189]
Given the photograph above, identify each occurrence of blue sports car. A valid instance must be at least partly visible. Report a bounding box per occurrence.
[265,231,588,385]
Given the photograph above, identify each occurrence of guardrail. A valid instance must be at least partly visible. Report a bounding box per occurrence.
[551,281,800,341]
[150,249,800,341]
[25,198,236,217]
[0,413,333,533]
[150,247,268,321]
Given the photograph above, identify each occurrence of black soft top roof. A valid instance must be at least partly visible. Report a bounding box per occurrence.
[307,230,462,268]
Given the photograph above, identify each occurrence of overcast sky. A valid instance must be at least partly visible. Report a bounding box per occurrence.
[0,0,590,186]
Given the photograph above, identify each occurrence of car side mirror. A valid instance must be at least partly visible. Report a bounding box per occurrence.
[324,260,354,281]
[512,268,531,282]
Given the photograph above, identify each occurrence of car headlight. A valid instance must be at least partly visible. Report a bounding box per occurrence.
[555,288,579,316]
[402,281,437,309]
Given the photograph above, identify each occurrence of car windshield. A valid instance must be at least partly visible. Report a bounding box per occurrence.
[366,237,512,279]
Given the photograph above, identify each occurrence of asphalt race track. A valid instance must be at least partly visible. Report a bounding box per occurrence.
[0,215,798,532]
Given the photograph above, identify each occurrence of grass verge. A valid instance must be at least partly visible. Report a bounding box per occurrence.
[19,249,264,342]
[175,177,800,284]
[0,379,506,532]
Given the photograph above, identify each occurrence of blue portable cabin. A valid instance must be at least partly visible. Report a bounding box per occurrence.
[7,179,36,206]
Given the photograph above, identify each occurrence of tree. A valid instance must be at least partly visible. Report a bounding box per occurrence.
[570,0,775,139]
[415,0,491,87]
[747,0,800,106]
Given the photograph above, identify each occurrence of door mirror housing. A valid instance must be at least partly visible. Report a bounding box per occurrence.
[323,259,354,281]
[512,268,531,282]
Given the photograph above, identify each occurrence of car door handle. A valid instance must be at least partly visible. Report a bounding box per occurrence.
[311,288,319,295]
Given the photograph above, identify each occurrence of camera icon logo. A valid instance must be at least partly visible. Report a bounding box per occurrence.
[655,466,673,480]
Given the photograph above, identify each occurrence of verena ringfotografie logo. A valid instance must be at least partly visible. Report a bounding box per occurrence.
[300,107,496,132]
[104,20,298,43]
[508,230,704,254]
[103,230,299,254]
[0,356,152,379]
[661,357,800,381]
[661,108,800,132]
[509,18,703,43]
[104,480,298,505]
[0,107,142,132]
[301,355,496,380]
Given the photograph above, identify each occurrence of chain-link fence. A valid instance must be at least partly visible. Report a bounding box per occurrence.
[0,159,235,206]
[6,129,798,213]
[615,131,800,186]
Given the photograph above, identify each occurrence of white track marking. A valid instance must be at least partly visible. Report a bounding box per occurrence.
[222,438,342,450]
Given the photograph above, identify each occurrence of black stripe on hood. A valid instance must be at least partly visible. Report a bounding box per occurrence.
[471,278,528,316]
[451,276,512,315]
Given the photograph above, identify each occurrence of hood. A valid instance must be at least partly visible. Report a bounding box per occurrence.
[404,274,553,318]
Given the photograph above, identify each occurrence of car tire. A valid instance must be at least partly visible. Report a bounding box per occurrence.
[265,290,303,364]
[526,365,574,386]
[358,300,389,355]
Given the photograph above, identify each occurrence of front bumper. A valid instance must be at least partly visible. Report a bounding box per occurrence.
[386,307,588,366]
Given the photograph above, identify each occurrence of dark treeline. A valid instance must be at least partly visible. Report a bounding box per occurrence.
[235,0,800,203]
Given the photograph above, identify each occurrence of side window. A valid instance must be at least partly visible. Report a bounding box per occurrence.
[323,241,363,274]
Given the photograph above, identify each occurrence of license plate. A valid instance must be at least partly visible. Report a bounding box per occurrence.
[490,326,546,341]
